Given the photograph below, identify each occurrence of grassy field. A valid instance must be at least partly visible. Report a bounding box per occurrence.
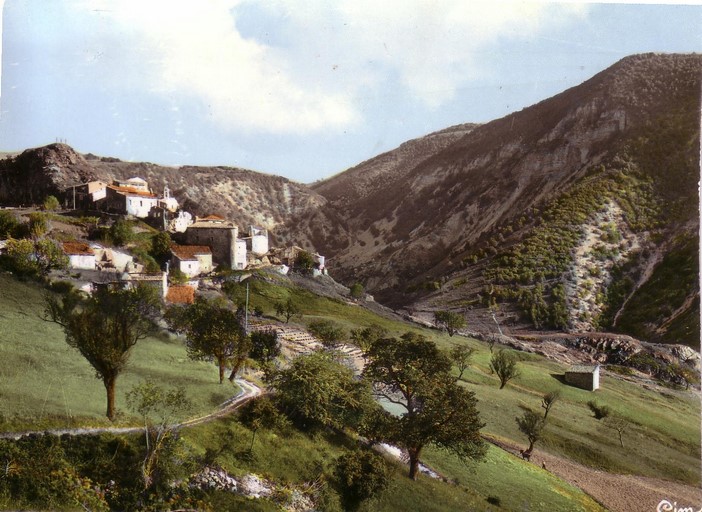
[182,413,606,512]
[0,273,239,430]
[0,269,699,510]
[227,272,700,486]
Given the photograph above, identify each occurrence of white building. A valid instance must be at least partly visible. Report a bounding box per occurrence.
[235,239,247,270]
[248,226,269,256]
[62,242,96,270]
[170,244,213,278]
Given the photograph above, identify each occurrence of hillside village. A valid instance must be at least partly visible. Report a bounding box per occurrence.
[2,175,328,306]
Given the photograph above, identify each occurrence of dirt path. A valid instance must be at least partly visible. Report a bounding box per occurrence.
[0,378,262,440]
[488,437,702,512]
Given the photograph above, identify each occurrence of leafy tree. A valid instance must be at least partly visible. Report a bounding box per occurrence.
[335,449,390,510]
[109,218,133,246]
[44,285,161,420]
[490,349,520,389]
[350,324,388,354]
[0,210,20,238]
[238,395,285,452]
[249,329,281,363]
[150,231,172,265]
[450,344,475,382]
[307,319,346,349]
[3,238,67,277]
[43,195,60,211]
[434,310,467,337]
[349,282,364,299]
[364,332,486,480]
[294,250,315,274]
[126,380,192,490]
[275,297,301,323]
[516,410,545,454]
[168,267,188,285]
[272,351,375,430]
[541,391,561,420]
[166,297,250,384]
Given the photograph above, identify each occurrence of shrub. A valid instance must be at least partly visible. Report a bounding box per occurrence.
[587,400,611,420]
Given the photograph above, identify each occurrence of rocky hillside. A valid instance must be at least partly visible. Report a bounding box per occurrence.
[1,53,698,347]
[310,53,701,347]
[0,144,329,247]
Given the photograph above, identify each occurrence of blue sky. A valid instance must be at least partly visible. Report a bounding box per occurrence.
[0,1,700,183]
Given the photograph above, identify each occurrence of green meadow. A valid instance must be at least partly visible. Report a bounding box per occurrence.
[0,270,698,510]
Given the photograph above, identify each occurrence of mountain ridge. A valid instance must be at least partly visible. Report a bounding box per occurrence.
[0,52,698,346]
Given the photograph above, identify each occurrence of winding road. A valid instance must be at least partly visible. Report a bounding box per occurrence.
[0,378,262,441]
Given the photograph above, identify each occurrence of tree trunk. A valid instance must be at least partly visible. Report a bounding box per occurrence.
[218,358,225,384]
[104,374,117,421]
[407,446,422,480]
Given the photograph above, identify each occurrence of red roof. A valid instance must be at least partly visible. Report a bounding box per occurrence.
[200,214,226,221]
[170,244,212,260]
[62,242,94,256]
[166,285,195,304]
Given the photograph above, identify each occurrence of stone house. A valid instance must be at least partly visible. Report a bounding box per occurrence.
[64,181,108,210]
[105,181,159,218]
[184,215,246,270]
[565,365,600,391]
[170,244,213,278]
[62,241,96,270]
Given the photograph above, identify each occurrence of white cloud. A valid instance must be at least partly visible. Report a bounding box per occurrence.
[67,0,588,132]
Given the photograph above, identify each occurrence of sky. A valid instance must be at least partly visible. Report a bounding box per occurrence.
[0,1,700,183]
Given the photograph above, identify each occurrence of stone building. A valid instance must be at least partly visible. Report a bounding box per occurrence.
[565,365,600,391]
[62,241,96,270]
[184,215,246,270]
[170,244,213,277]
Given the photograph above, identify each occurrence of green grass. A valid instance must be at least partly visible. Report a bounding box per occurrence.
[0,269,699,509]
[182,414,605,512]
[0,273,239,430]
[228,272,701,485]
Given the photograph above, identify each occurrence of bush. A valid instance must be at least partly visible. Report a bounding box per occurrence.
[587,400,611,420]
[335,449,390,510]
[43,196,60,211]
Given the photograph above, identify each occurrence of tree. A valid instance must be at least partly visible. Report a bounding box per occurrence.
[450,344,475,382]
[4,237,67,277]
[364,333,486,480]
[349,282,364,299]
[109,219,133,246]
[603,415,631,448]
[126,380,191,490]
[43,195,60,211]
[44,285,161,420]
[434,310,467,337]
[249,329,281,363]
[238,395,285,452]
[272,351,375,430]
[307,319,346,349]
[541,391,561,420]
[294,250,315,274]
[516,410,545,455]
[490,349,520,389]
[335,449,390,510]
[0,210,20,238]
[350,324,388,354]
[166,297,250,384]
[275,297,301,323]
[149,231,172,266]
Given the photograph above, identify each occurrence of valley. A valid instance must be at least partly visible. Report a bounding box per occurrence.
[0,52,699,511]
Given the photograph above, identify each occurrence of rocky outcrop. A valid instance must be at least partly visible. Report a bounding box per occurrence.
[0,143,96,205]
